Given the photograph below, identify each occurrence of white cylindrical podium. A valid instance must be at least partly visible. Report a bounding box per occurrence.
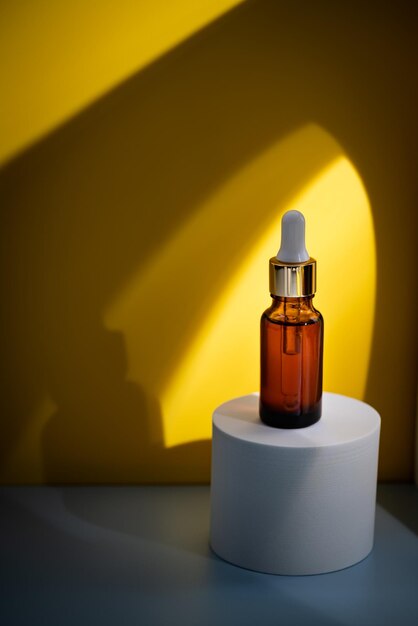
[210,392,380,575]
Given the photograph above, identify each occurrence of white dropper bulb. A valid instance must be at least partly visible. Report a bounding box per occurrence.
[276,210,310,263]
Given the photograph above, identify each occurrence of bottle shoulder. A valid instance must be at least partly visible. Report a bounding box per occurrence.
[262,303,323,326]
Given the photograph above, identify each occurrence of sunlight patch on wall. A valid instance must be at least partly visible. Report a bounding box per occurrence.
[161,157,376,447]
[104,125,375,450]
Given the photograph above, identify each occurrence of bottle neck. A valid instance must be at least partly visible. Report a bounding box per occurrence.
[268,295,318,323]
[271,295,315,306]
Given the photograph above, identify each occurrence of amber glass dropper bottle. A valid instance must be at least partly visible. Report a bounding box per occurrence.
[259,210,323,428]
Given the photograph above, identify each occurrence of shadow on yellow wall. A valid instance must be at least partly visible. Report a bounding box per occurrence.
[1,0,417,482]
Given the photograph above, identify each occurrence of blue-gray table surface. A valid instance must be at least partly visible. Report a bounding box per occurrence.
[1,484,417,626]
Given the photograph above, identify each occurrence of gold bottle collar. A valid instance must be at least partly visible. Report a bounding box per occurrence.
[269,257,316,297]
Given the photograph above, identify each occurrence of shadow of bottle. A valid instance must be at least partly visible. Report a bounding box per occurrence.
[42,323,211,483]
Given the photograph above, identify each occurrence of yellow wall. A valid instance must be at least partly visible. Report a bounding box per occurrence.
[0,0,244,165]
[1,1,417,483]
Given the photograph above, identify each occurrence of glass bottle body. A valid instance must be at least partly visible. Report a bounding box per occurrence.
[260,296,323,428]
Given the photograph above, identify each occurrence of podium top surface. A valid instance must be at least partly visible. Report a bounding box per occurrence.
[213,392,380,448]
